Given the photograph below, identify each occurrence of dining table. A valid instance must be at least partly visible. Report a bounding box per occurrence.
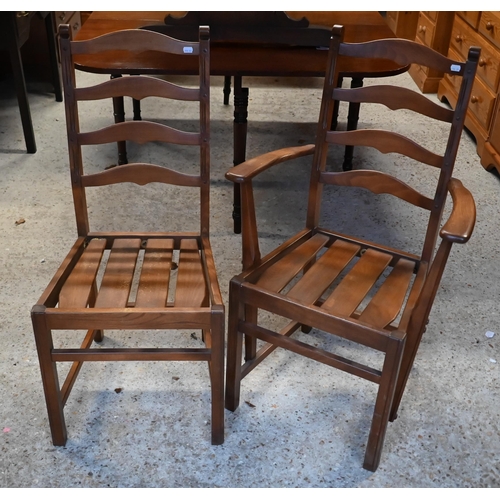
[73,11,407,233]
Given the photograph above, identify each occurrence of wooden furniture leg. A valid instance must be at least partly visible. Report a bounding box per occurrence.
[342,76,364,171]
[5,14,36,153]
[223,75,231,105]
[111,74,128,165]
[132,98,142,121]
[232,76,249,234]
[44,12,63,102]
[32,307,67,445]
[331,76,343,131]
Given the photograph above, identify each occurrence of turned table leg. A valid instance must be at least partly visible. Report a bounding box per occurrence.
[232,76,249,235]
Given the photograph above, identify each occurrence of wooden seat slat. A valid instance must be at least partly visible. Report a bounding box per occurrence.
[135,239,175,308]
[255,233,330,292]
[321,249,392,317]
[59,239,107,309]
[94,238,141,308]
[358,258,415,329]
[286,239,360,304]
[174,239,207,307]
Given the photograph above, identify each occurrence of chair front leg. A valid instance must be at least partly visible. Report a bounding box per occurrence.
[244,304,258,361]
[31,306,67,446]
[225,280,245,412]
[363,331,405,472]
[210,307,225,445]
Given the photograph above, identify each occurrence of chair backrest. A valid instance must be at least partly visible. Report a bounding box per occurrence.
[59,24,210,238]
[307,25,479,264]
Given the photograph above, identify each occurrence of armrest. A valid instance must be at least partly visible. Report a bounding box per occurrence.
[225,144,315,183]
[440,178,476,244]
[227,144,314,270]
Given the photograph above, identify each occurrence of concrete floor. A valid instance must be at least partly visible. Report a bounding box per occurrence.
[1,66,499,488]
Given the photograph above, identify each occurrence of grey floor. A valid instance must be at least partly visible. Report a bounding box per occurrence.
[1,66,499,488]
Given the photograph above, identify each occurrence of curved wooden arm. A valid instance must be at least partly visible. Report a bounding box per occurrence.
[440,178,476,244]
[225,144,315,183]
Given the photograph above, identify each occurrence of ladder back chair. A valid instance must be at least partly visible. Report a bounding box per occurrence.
[31,25,225,446]
[224,25,479,471]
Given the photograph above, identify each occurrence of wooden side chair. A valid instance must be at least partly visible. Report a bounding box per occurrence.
[31,25,225,446]
[224,25,479,471]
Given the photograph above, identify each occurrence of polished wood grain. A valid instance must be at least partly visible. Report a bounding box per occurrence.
[319,170,434,209]
[135,239,174,308]
[225,25,479,472]
[326,129,444,168]
[58,238,107,309]
[286,239,360,305]
[175,239,208,307]
[73,11,406,78]
[32,25,225,448]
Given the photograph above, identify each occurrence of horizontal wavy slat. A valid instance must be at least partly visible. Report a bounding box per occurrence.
[326,129,443,168]
[320,170,434,210]
[333,86,454,123]
[75,76,200,102]
[82,163,202,187]
[78,121,200,146]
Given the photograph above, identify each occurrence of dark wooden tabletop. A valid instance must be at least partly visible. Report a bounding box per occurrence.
[73,11,407,78]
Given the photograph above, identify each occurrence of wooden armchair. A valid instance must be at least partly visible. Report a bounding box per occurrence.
[31,25,225,446]
[224,25,479,471]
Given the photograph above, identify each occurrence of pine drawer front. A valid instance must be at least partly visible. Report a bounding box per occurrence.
[479,12,500,50]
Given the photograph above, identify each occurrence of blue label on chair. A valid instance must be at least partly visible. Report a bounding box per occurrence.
[451,64,461,72]
[183,46,194,54]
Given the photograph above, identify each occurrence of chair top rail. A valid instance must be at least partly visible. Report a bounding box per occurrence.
[333,86,454,123]
[75,76,201,102]
[339,37,470,76]
[68,28,201,56]
[326,129,444,168]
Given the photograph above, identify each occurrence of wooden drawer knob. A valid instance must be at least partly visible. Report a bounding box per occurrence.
[471,96,480,104]
[486,21,494,31]
[455,34,464,42]
[418,25,427,33]
[478,58,488,67]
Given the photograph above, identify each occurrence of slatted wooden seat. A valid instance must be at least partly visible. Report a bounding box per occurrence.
[31,25,225,446]
[225,25,479,471]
